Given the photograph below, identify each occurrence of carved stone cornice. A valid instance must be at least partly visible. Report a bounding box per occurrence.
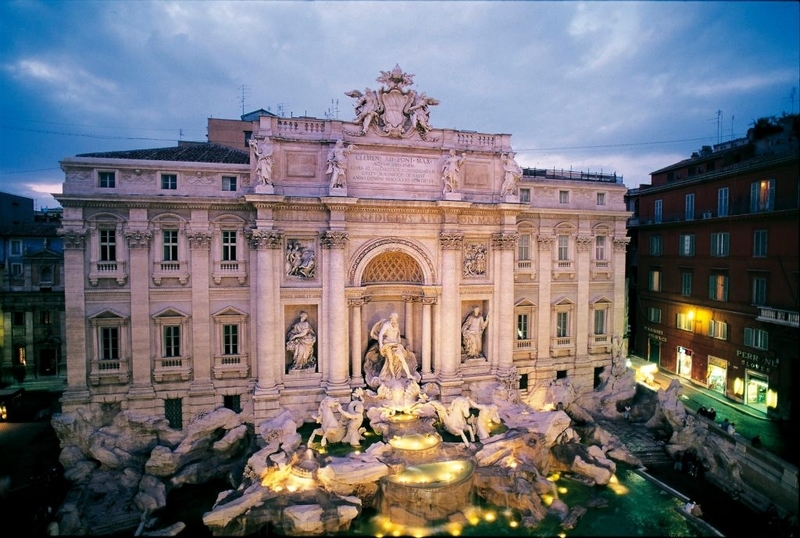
[246,229,283,250]
[613,237,631,252]
[185,229,212,249]
[320,230,349,249]
[439,232,464,250]
[576,235,594,252]
[491,233,518,250]
[123,229,152,249]
[58,229,87,250]
[537,235,555,250]
[347,297,367,308]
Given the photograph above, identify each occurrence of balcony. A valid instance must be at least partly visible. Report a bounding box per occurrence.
[153,356,192,382]
[89,261,128,286]
[552,260,575,280]
[213,354,249,379]
[589,334,612,354]
[550,336,575,357]
[152,260,189,285]
[591,260,612,279]
[212,260,248,285]
[756,307,799,328]
[89,358,131,385]
[515,339,534,351]
[516,260,536,278]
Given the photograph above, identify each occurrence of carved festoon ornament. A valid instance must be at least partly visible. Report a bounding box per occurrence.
[124,229,153,248]
[345,64,439,140]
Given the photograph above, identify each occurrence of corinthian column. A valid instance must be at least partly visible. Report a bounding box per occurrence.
[438,232,463,384]
[248,229,283,394]
[123,228,155,396]
[537,235,555,361]
[321,230,350,397]
[348,297,366,386]
[58,229,90,404]
[492,232,517,373]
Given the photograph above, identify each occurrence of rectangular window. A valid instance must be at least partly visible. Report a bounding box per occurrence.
[13,311,25,326]
[165,398,183,429]
[718,187,729,217]
[163,326,180,357]
[647,307,661,323]
[710,232,730,257]
[678,234,695,256]
[596,192,606,205]
[161,173,177,190]
[654,199,662,223]
[40,311,52,324]
[98,171,115,188]
[708,320,728,340]
[517,314,529,340]
[685,193,695,220]
[557,235,569,261]
[750,179,775,212]
[517,234,530,261]
[223,324,239,355]
[520,188,531,203]
[11,262,23,278]
[10,239,22,256]
[223,395,242,414]
[649,235,663,256]
[595,236,606,260]
[708,274,729,301]
[163,230,179,261]
[556,311,569,337]
[222,176,237,192]
[221,231,237,261]
[101,327,120,360]
[676,313,693,332]
[648,270,662,292]
[559,190,569,204]
[753,230,768,257]
[752,276,767,305]
[593,309,606,335]
[744,327,769,350]
[681,272,692,296]
[99,230,117,261]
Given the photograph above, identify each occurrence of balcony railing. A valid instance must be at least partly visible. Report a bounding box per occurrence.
[553,260,575,279]
[153,356,192,382]
[152,260,189,285]
[212,260,248,285]
[89,261,128,286]
[515,339,534,350]
[89,358,131,385]
[591,260,612,279]
[213,354,249,379]
[550,336,574,357]
[756,307,799,328]
[589,334,612,354]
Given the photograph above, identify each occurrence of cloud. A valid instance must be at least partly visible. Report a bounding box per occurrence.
[679,70,797,98]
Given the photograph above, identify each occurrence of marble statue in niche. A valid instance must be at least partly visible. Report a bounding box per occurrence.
[286,311,317,372]
[461,305,489,361]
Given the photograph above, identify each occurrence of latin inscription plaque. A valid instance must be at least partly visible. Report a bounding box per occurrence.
[350,154,439,185]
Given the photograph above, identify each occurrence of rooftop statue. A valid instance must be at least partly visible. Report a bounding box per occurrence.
[345,65,439,140]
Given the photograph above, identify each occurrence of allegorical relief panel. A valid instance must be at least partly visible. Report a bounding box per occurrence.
[463,242,488,278]
[285,239,317,280]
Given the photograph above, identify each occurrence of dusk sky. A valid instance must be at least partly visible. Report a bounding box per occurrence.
[1,1,797,210]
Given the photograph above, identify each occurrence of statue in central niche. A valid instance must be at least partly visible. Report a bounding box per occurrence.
[364,312,420,388]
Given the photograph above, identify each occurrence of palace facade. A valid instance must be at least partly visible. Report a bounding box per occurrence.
[55,67,630,426]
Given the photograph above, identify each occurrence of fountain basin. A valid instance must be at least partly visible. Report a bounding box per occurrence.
[379,459,475,524]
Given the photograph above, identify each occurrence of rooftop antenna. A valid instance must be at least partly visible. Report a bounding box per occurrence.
[715,109,723,144]
[277,102,286,117]
[239,84,249,115]
[179,128,183,140]
[730,114,735,141]
[325,98,339,119]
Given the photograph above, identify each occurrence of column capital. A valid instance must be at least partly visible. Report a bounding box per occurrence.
[491,232,518,250]
[320,230,349,249]
[58,229,87,250]
[439,232,464,250]
[537,234,555,250]
[123,229,152,249]
[185,229,212,249]
[347,297,367,307]
[613,237,631,251]
[576,235,593,252]
[246,228,283,250]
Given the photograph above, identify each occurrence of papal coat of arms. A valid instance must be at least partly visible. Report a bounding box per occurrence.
[345,65,440,140]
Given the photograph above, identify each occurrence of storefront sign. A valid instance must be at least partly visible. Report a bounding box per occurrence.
[643,326,667,342]
[708,356,727,369]
[736,349,779,374]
